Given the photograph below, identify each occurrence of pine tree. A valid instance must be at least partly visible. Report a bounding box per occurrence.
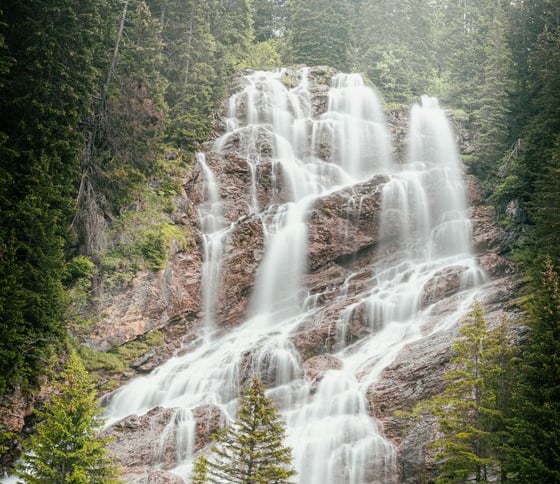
[199,377,296,484]
[17,350,119,483]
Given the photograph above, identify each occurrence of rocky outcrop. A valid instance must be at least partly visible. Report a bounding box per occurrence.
[87,245,202,351]
[124,470,185,484]
[216,216,264,327]
[308,175,388,271]
[106,404,224,478]
[367,277,523,482]
[303,354,343,390]
[66,68,521,483]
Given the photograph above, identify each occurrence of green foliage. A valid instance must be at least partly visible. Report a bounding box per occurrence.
[190,455,210,484]
[505,260,560,481]
[137,224,187,271]
[16,349,120,483]
[0,0,104,397]
[531,137,560,262]
[98,166,193,291]
[245,38,284,70]
[413,303,513,482]
[351,0,436,103]
[78,329,163,379]
[66,256,96,283]
[472,1,513,179]
[288,0,351,69]
[253,0,287,42]
[195,377,296,483]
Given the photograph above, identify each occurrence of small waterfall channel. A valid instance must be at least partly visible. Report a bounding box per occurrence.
[103,70,486,483]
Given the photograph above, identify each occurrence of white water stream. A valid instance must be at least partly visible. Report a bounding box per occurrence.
[103,70,486,483]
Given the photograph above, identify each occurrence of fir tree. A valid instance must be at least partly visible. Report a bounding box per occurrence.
[0,0,104,396]
[288,0,351,69]
[473,0,513,178]
[506,260,560,481]
[190,455,209,484]
[419,303,510,482]
[16,350,119,483]
[198,377,296,484]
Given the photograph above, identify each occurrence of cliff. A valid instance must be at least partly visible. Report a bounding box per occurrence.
[1,67,521,482]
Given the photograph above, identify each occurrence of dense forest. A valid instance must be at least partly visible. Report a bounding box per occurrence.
[0,0,559,481]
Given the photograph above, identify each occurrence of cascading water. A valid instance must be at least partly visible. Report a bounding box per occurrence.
[102,69,485,483]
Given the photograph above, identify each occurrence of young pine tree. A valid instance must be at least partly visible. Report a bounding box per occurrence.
[192,377,296,484]
[17,350,119,483]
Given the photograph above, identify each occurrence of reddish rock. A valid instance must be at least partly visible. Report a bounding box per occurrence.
[191,404,225,451]
[106,407,179,470]
[303,354,343,388]
[106,404,224,475]
[479,251,517,278]
[87,245,202,350]
[471,205,505,253]
[216,216,264,327]
[307,176,388,272]
[420,266,467,308]
[465,174,484,205]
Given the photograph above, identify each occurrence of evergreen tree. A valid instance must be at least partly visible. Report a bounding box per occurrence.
[532,137,560,263]
[420,303,510,482]
[288,0,351,69]
[433,0,488,111]
[253,0,287,42]
[506,260,560,481]
[17,350,119,483]
[199,378,296,484]
[351,0,436,103]
[190,455,209,484]
[0,0,104,395]
[472,0,513,178]
[493,0,560,232]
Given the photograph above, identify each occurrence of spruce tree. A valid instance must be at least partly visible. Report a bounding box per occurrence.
[195,377,296,484]
[288,0,351,69]
[16,350,119,483]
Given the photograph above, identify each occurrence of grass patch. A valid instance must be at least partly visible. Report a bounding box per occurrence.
[78,330,164,375]
[100,153,195,290]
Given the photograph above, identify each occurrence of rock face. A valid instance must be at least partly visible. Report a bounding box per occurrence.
[87,245,202,350]
[105,404,224,479]
[71,68,521,483]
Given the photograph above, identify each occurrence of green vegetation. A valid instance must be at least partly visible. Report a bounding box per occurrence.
[412,304,512,481]
[0,0,104,396]
[17,349,119,483]
[412,291,560,481]
[504,260,560,481]
[1,0,559,480]
[191,378,296,483]
[78,329,163,376]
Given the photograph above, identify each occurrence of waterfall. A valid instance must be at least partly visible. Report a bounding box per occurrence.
[103,70,485,483]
